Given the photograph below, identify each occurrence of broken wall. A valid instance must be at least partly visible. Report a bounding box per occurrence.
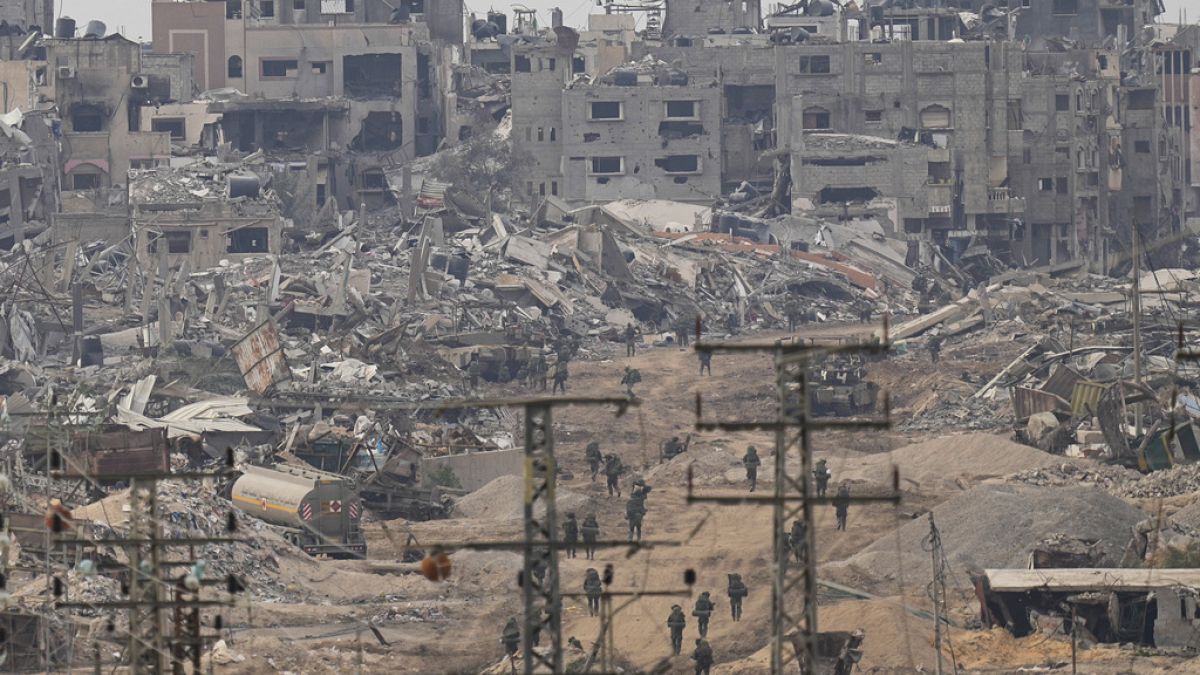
[420,448,524,492]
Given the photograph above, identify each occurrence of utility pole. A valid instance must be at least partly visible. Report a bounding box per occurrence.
[56,466,243,674]
[928,514,945,675]
[690,334,899,673]
[381,394,641,674]
[1132,226,1143,436]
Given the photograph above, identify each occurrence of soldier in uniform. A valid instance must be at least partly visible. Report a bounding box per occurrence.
[534,352,549,391]
[788,519,807,563]
[727,573,747,621]
[501,617,520,657]
[667,604,687,655]
[834,483,850,531]
[624,323,638,357]
[813,458,831,498]
[742,445,762,492]
[928,333,944,363]
[620,366,642,396]
[604,453,624,497]
[692,638,714,675]
[692,591,715,637]
[585,441,603,482]
[584,568,603,616]
[563,512,579,559]
[698,349,712,376]
[467,357,481,391]
[676,315,691,348]
[625,491,646,542]
[581,513,600,560]
[552,360,569,394]
[662,436,684,462]
[532,554,548,587]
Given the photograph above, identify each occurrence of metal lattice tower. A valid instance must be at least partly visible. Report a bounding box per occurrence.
[521,402,562,674]
[692,336,898,673]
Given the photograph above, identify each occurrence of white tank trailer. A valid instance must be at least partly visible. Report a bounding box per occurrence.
[231,464,366,558]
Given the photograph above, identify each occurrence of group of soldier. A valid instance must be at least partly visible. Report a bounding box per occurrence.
[464,334,582,395]
[740,450,852,529]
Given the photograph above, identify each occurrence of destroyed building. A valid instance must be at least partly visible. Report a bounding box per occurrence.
[6,0,1200,673]
[150,0,462,209]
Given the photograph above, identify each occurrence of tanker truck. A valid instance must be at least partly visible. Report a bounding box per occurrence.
[231,464,366,558]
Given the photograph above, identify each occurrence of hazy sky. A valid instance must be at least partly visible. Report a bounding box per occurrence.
[55,0,1200,43]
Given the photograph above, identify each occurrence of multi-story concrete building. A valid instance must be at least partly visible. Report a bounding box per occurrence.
[771,39,1150,269]
[42,34,193,191]
[559,78,723,202]
[150,0,461,210]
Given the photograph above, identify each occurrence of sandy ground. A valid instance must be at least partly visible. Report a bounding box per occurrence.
[212,324,1192,673]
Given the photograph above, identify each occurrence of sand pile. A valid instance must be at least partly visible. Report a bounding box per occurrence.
[831,433,1075,492]
[645,444,743,487]
[452,474,595,520]
[830,484,1144,591]
[819,598,942,671]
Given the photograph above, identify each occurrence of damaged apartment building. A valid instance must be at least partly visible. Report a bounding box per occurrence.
[149,0,461,211]
[0,29,195,192]
[509,0,1179,271]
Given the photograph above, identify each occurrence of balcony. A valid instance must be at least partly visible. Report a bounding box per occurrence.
[987,187,1026,213]
[926,183,952,214]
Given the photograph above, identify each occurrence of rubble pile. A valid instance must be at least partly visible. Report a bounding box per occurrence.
[70,482,317,603]
[1115,464,1200,499]
[1007,462,1140,492]
[830,484,1145,590]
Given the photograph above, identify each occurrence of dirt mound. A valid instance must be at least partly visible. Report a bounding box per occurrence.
[830,484,1144,592]
[452,474,594,520]
[644,444,743,487]
[819,598,942,671]
[833,433,1074,492]
[1169,498,1200,531]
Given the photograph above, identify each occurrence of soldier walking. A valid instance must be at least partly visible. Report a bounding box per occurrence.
[727,573,747,621]
[620,366,641,396]
[604,454,624,497]
[742,445,761,492]
[552,360,569,394]
[813,458,831,498]
[698,350,712,376]
[585,441,603,482]
[584,568,603,616]
[667,605,687,655]
[788,519,807,563]
[501,617,520,657]
[625,492,646,542]
[692,592,715,637]
[624,323,638,358]
[467,357,481,391]
[676,316,690,348]
[563,512,579,558]
[928,333,943,364]
[581,513,600,560]
[691,639,714,675]
[534,352,548,391]
[834,483,850,531]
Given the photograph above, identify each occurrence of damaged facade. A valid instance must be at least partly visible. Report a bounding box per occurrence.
[150,0,461,210]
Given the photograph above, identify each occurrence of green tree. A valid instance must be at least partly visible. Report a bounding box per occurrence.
[428,131,533,210]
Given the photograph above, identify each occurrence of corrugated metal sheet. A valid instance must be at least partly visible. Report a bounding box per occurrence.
[1041,364,1083,401]
[231,318,290,395]
[1070,380,1109,417]
[1012,386,1066,420]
